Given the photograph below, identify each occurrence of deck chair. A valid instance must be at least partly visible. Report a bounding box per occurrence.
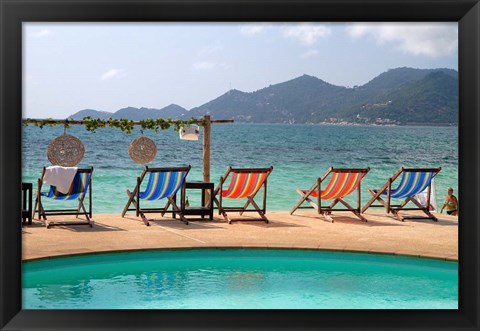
[121,165,191,225]
[212,166,273,224]
[361,167,441,222]
[34,167,93,228]
[290,167,370,222]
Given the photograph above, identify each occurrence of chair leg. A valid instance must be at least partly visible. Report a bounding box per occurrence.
[304,196,319,210]
[160,200,171,217]
[361,188,385,213]
[239,187,265,216]
[366,188,390,211]
[139,212,150,226]
[213,197,225,217]
[290,189,310,215]
[248,197,268,223]
[36,199,49,228]
[338,198,368,222]
[328,199,340,209]
[126,193,149,226]
[322,212,334,223]
[399,197,438,222]
[391,211,404,222]
[76,200,93,227]
[122,189,136,217]
[239,199,251,216]
[214,202,232,224]
[76,198,83,218]
[319,201,336,223]
[221,210,232,224]
[37,199,47,221]
[168,197,188,225]
[213,198,230,223]
[33,198,39,220]
[291,189,320,214]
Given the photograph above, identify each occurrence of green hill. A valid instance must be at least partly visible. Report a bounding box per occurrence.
[69,67,458,126]
[70,104,188,121]
[189,67,458,125]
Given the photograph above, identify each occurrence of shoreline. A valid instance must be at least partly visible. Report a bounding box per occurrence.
[218,122,457,127]
[22,210,458,262]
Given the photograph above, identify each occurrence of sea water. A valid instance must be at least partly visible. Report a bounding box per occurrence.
[22,123,458,213]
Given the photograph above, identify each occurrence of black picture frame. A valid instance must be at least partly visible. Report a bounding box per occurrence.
[1,0,479,330]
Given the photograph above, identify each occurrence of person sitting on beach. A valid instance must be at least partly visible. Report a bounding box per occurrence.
[440,187,458,216]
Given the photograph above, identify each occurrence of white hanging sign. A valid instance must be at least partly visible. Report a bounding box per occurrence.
[179,125,200,141]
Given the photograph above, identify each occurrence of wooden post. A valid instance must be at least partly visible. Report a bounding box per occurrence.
[203,116,211,204]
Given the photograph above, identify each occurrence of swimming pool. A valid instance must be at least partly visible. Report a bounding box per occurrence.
[22,249,458,309]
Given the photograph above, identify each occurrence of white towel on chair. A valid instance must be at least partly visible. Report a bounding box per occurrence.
[43,166,78,194]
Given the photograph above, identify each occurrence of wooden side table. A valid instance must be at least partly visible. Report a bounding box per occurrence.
[182,181,214,220]
[22,182,33,225]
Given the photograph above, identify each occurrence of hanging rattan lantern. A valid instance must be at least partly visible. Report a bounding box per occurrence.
[128,136,157,164]
[47,134,85,167]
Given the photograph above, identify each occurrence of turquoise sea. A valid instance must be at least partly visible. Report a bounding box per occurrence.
[22,123,458,214]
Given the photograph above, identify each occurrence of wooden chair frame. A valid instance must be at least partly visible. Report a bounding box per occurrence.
[212,166,273,224]
[34,167,93,228]
[361,167,441,222]
[290,167,370,222]
[121,165,191,225]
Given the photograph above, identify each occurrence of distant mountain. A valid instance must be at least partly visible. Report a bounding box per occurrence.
[345,71,458,124]
[68,67,458,126]
[188,75,352,123]
[361,67,457,91]
[70,104,188,121]
[188,67,457,125]
[69,109,112,120]
[113,104,188,120]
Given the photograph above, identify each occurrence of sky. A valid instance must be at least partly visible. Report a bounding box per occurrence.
[23,22,458,119]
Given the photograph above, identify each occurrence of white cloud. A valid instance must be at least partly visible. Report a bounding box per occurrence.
[30,29,52,38]
[283,24,331,45]
[192,61,231,71]
[300,49,319,58]
[193,62,216,70]
[198,44,223,56]
[240,23,272,35]
[101,69,125,80]
[346,23,457,57]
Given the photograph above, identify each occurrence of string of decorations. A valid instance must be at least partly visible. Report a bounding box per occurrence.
[22,116,207,134]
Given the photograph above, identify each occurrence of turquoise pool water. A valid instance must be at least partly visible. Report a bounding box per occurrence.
[22,249,458,309]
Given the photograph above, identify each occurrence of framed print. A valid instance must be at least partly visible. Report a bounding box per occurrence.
[1,0,479,330]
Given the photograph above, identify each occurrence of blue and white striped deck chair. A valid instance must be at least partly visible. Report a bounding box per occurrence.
[34,167,93,228]
[121,165,191,225]
[362,167,441,221]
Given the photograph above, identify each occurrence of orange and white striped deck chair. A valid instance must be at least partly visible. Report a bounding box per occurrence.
[213,166,273,224]
[290,167,370,222]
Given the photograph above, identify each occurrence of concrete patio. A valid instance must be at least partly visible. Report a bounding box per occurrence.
[22,210,458,261]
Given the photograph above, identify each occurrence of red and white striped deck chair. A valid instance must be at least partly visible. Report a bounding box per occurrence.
[213,166,273,224]
[290,167,370,222]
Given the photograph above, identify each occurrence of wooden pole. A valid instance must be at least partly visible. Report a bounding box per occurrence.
[203,116,211,204]
[203,115,211,183]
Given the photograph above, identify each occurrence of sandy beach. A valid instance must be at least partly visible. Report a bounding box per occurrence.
[22,210,458,261]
